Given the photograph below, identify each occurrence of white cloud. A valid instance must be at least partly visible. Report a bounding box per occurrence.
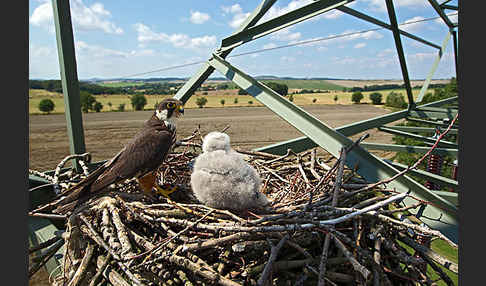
[134,23,217,50]
[271,28,301,41]
[280,56,296,63]
[190,10,210,24]
[400,16,426,33]
[354,42,366,49]
[263,43,277,49]
[221,4,251,29]
[363,0,427,12]
[222,4,243,15]
[75,41,129,58]
[29,0,123,34]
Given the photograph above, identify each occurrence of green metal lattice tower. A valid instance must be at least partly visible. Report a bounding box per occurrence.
[29,0,459,276]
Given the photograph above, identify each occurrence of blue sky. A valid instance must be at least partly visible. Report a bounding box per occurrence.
[29,0,458,80]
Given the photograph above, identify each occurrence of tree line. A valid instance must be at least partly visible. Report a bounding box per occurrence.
[345,83,446,92]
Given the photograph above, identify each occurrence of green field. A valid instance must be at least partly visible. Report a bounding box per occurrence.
[261,79,345,90]
[29,87,423,115]
[97,81,146,88]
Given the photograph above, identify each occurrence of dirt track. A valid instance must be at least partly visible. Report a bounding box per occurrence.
[29,104,396,171]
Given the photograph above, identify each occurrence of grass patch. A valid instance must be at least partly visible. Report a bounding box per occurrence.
[29,88,422,114]
[396,238,458,285]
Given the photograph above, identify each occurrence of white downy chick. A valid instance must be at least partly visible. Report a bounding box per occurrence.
[190,131,270,212]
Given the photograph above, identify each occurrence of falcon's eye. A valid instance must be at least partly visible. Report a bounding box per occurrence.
[167,102,176,109]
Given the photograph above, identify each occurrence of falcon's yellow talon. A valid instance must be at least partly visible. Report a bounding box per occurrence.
[153,184,179,198]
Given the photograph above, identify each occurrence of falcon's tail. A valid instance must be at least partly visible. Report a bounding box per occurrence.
[52,149,125,214]
[51,164,108,214]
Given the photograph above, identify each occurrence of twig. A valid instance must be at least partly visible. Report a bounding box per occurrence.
[257,234,289,286]
[331,234,371,281]
[67,242,94,286]
[29,239,64,278]
[89,253,112,286]
[78,214,147,286]
[318,147,346,286]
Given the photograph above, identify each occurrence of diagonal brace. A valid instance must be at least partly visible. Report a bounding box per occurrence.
[208,53,458,243]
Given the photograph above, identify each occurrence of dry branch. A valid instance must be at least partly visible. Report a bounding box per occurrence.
[28,125,458,286]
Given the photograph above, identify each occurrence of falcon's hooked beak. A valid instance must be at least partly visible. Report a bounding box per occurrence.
[174,104,184,118]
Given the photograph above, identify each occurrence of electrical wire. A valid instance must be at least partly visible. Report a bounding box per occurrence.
[30,12,457,80]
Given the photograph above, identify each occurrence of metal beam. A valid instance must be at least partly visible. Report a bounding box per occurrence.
[427,0,455,28]
[441,4,458,11]
[361,142,458,157]
[378,126,458,149]
[336,6,441,50]
[416,31,452,103]
[383,126,458,135]
[208,53,458,243]
[221,0,353,51]
[409,109,457,120]
[52,0,86,172]
[256,97,458,155]
[385,0,414,109]
[386,160,459,191]
[452,29,459,81]
[406,116,458,128]
[174,0,278,104]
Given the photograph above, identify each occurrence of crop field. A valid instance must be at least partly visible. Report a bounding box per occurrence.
[29,88,423,115]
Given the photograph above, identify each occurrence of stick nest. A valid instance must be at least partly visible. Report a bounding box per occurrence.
[29,128,458,286]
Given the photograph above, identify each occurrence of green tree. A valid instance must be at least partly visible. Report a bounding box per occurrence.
[80,91,96,113]
[385,92,407,109]
[196,97,208,108]
[220,99,225,106]
[38,99,55,114]
[248,100,253,105]
[369,92,383,105]
[107,102,112,111]
[351,91,364,104]
[312,98,317,103]
[118,103,126,112]
[288,94,294,102]
[334,95,338,103]
[265,82,288,96]
[234,98,238,104]
[93,101,103,112]
[238,88,249,95]
[131,94,147,111]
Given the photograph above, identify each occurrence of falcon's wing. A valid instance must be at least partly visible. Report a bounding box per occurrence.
[89,128,174,193]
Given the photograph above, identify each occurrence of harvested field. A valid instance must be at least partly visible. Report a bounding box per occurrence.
[325,79,450,88]
[29,104,396,172]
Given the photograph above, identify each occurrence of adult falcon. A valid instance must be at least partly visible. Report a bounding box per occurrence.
[54,98,184,213]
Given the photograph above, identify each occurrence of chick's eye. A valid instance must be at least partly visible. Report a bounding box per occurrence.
[167,102,175,109]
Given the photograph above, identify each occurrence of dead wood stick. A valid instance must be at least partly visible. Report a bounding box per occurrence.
[373,237,382,286]
[318,147,346,286]
[182,232,254,252]
[257,234,289,286]
[376,213,457,248]
[397,232,458,274]
[29,239,64,278]
[88,253,112,286]
[67,242,94,286]
[28,212,67,221]
[152,194,406,233]
[95,254,131,286]
[29,234,63,254]
[78,214,147,286]
[108,204,135,257]
[166,253,243,286]
[331,234,371,281]
[140,210,214,264]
